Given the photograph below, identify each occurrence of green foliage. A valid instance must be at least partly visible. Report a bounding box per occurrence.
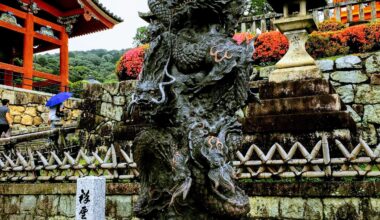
[34,49,127,84]
[248,0,269,15]
[133,26,149,46]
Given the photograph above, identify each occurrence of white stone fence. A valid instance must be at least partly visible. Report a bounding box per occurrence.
[1,136,380,182]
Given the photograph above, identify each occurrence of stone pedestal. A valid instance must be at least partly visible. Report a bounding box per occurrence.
[243,78,356,150]
[269,16,322,83]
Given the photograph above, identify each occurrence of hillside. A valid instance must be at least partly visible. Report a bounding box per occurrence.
[34,49,128,84]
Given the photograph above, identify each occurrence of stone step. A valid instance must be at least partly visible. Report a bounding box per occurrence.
[247,94,342,116]
[243,111,356,134]
[259,78,330,100]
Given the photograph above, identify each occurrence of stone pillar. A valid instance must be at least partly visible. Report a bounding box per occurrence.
[75,177,106,220]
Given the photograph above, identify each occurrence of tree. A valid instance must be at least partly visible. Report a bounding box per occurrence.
[248,0,271,16]
[133,26,149,46]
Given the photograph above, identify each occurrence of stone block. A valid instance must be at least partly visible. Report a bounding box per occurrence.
[36,195,59,217]
[106,196,132,219]
[33,117,43,126]
[25,107,37,117]
[355,85,380,104]
[336,85,354,104]
[259,78,330,99]
[323,198,361,220]
[2,90,16,104]
[323,73,330,80]
[279,197,305,219]
[113,96,126,106]
[364,105,380,124]
[20,196,37,214]
[247,94,341,116]
[346,106,362,123]
[371,74,380,85]
[269,65,322,83]
[83,83,103,99]
[76,177,106,220]
[259,66,276,78]
[370,198,380,218]
[102,92,113,103]
[336,55,362,69]
[119,80,137,96]
[366,52,380,74]
[317,59,334,72]
[4,196,20,214]
[102,83,120,96]
[331,70,368,84]
[9,106,25,116]
[243,111,356,134]
[58,195,75,218]
[249,197,279,218]
[41,113,49,123]
[14,92,29,105]
[37,105,48,113]
[304,199,323,220]
[100,103,123,121]
[7,215,26,220]
[21,115,33,126]
[359,123,378,145]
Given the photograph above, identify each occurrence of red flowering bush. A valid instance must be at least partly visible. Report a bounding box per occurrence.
[115,44,149,81]
[306,31,349,58]
[318,20,346,32]
[253,31,289,64]
[365,22,380,51]
[233,32,255,45]
[306,22,380,58]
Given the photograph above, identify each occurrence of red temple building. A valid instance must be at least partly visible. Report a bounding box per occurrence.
[0,0,122,92]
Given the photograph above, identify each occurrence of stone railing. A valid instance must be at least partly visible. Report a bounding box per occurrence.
[1,136,380,182]
[311,0,379,25]
[238,13,282,34]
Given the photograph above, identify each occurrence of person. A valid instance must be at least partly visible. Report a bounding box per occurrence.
[48,103,64,128]
[0,99,13,137]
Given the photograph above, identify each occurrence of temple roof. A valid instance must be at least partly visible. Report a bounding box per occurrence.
[11,0,123,38]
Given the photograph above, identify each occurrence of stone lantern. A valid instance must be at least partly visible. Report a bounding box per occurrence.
[245,0,355,150]
[267,0,327,82]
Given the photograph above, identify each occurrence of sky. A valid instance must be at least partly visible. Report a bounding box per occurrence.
[68,0,149,52]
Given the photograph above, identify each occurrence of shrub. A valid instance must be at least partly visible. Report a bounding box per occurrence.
[318,20,346,32]
[115,44,149,81]
[364,22,380,51]
[341,24,371,53]
[253,31,289,65]
[306,31,349,58]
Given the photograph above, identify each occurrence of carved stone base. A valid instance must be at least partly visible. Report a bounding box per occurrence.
[275,29,316,69]
[244,78,356,151]
[269,65,322,83]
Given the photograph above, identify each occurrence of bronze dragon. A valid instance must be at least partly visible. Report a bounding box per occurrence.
[128,0,254,219]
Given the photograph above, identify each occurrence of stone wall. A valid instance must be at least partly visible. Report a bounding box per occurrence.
[255,51,380,146]
[78,81,138,149]
[0,85,82,134]
[1,182,380,219]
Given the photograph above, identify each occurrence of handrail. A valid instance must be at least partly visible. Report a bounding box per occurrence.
[0,124,77,146]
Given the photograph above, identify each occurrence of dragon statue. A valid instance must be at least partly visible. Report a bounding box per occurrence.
[128,0,255,219]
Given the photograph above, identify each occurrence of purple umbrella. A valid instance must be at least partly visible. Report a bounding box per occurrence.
[46,92,72,107]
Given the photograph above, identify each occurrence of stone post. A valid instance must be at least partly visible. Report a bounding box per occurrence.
[75,176,106,220]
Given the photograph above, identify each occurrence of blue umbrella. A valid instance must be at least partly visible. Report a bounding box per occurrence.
[46,92,72,107]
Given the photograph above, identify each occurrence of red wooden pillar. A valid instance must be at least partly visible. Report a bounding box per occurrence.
[22,13,34,90]
[60,31,69,92]
[4,70,13,86]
